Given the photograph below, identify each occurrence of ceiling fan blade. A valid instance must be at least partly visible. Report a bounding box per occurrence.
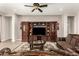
[24,5,33,7]
[38,8,43,12]
[39,4,48,7]
[32,9,36,12]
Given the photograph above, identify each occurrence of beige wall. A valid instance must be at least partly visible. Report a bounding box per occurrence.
[15,15,63,40]
[1,16,12,41]
[5,17,12,40]
[0,16,1,33]
[0,14,78,41]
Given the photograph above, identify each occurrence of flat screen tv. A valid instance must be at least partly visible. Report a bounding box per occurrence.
[32,27,46,35]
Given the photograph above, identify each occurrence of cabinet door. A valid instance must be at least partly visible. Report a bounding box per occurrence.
[21,22,29,42]
[50,22,57,42]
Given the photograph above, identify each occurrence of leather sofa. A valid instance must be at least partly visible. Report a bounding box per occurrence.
[57,34,79,50]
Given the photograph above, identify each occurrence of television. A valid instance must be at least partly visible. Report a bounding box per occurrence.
[32,27,46,35]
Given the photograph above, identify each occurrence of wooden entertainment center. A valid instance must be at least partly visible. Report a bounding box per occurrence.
[21,22,59,42]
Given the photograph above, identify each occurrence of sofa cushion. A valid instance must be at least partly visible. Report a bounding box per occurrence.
[57,41,72,50]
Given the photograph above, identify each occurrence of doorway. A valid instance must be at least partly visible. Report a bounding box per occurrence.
[67,16,74,34]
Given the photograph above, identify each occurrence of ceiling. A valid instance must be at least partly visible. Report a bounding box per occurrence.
[0,3,79,15]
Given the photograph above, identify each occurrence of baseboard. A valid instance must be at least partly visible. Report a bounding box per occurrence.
[1,39,10,42]
[1,39,21,42]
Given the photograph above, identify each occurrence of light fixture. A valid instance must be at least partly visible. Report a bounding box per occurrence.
[59,8,63,11]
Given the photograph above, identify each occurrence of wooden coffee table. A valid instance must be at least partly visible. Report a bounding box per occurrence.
[30,40,46,51]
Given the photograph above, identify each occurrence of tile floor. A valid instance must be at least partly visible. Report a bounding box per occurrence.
[0,40,23,51]
[0,40,58,52]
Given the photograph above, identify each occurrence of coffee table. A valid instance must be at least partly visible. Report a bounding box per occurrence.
[30,40,46,51]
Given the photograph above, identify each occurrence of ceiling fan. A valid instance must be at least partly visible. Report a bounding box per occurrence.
[24,3,48,12]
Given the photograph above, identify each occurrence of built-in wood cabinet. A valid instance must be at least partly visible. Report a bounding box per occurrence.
[46,22,58,42]
[21,22,59,42]
[21,22,29,42]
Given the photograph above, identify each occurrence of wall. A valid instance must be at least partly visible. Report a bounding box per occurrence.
[1,16,6,41]
[0,15,2,41]
[67,16,74,34]
[5,16,12,40]
[1,16,12,41]
[15,15,63,40]
[76,13,79,34]
[0,14,78,42]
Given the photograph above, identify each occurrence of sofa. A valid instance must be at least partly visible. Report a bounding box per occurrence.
[57,34,79,50]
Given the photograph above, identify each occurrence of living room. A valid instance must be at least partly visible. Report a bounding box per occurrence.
[0,3,79,56]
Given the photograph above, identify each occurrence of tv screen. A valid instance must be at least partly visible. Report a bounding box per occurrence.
[32,27,46,35]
